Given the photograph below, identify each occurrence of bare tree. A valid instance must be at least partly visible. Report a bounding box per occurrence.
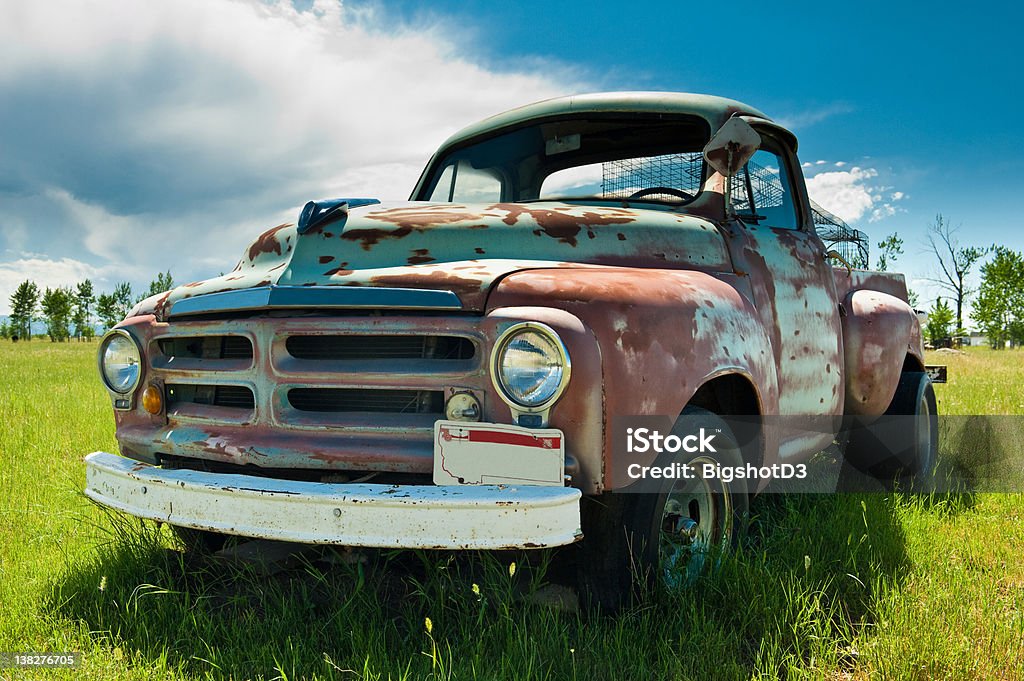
[924,214,986,333]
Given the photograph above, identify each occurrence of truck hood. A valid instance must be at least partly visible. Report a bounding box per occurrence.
[134,200,731,318]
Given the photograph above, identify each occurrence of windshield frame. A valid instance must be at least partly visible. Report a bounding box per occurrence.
[411,112,713,207]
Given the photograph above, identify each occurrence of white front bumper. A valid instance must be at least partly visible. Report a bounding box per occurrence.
[84,452,582,550]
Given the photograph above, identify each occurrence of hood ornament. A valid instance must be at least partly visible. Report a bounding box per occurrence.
[297,197,381,234]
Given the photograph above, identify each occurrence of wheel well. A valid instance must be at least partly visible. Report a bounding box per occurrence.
[902,353,925,373]
[686,374,764,467]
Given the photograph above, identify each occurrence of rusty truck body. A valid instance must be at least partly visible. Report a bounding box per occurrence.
[85,92,935,607]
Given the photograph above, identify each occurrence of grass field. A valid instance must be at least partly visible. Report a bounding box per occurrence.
[1,342,1022,680]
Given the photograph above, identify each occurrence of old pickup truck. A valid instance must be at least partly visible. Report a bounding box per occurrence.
[85,92,935,609]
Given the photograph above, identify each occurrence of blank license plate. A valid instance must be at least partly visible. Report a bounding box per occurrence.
[433,420,565,486]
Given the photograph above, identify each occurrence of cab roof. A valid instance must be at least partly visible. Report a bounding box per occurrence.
[437,91,792,153]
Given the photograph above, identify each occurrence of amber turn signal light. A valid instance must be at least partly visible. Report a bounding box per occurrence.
[142,385,163,415]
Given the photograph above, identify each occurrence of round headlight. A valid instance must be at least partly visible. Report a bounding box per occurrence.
[100,331,142,394]
[493,323,570,409]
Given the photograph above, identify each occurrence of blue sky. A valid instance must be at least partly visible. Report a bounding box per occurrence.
[1,0,1021,318]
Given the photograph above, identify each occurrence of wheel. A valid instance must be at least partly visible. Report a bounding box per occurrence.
[577,408,749,612]
[170,525,229,554]
[844,372,938,489]
[627,186,695,202]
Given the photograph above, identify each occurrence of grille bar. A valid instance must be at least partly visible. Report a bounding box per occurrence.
[285,335,474,361]
[158,336,253,360]
[167,384,255,410]
[287,388,444,414]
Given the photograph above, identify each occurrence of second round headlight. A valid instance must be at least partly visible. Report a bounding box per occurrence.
[493,324,570,408]
[100,331,142,394]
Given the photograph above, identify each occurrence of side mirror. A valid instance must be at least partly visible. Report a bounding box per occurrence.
[703,117,761,177]
[703,117,761,217]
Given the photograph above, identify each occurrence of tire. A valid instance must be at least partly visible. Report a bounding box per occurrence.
[844,371,938,490]
[577,408,749,612]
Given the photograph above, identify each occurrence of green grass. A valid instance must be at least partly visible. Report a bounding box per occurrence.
[1,341,1022,680]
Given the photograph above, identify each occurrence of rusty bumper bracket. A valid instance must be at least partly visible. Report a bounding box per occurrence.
[84,452,582,550]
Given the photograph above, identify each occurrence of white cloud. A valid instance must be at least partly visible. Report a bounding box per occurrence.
[805,164,908,225]
[0,0,582,301]
[802,164,909,225]
[0,257,113,315]
[806,167,878,223]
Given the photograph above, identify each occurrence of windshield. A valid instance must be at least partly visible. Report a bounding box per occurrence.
[416,115,711,205]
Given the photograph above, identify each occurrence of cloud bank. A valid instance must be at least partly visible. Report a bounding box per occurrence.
[0,0,579,313]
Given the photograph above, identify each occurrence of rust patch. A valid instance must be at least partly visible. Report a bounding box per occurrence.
[319,255,335,264]
[475,247,486,254]
[324,263,352,277]
[407,249,436,265]
[341,226,414,250]
[152,291,173,319]
[365,206,482,229]
[369,270,485,290]
[345,206,488,250]
[247,224,290,262]
[490,204,634,247]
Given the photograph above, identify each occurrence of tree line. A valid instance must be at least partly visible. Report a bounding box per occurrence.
[1,271,173,342]
[900,214,1024,349]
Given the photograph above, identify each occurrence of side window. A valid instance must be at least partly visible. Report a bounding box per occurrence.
[428,160,502,203]
[733,147,799,229]
[428,164,455,201]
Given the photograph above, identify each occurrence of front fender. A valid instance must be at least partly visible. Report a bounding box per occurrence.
[488,267,778,490]
[841,289,921,416]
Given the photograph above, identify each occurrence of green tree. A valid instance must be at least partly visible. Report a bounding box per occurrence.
[73,279,96,341]
[40,287,74,342]
[113,282,134,320]
[9,280,40,340]
[96,282,135,330]
[142,270,174,301]
[925,298,954,347]
[96,293,118,331]
[875,233,904,272]
[924,214,987,333]
[0,320,9,339]
[974,247,1024,349]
